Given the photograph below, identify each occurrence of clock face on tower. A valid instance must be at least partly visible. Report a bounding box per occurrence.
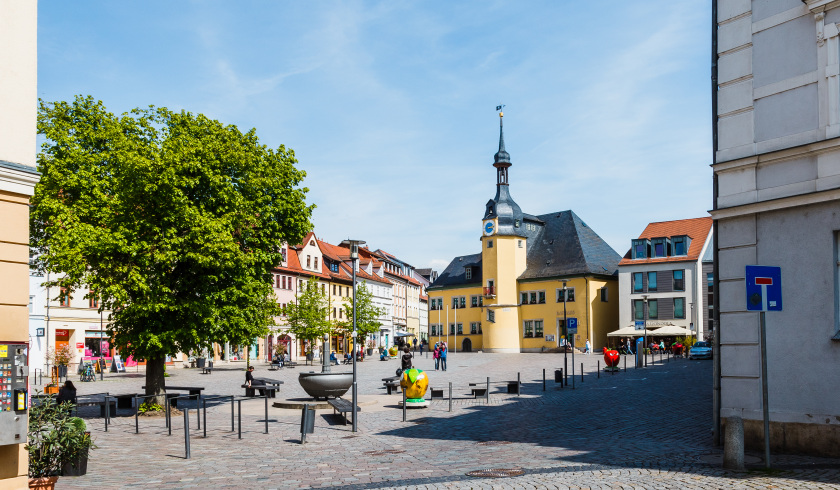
[483,220,495,236]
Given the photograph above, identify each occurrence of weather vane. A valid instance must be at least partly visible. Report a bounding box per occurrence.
[496,104,505,117]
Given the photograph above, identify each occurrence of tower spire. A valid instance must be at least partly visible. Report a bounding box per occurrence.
[493,107,511,184]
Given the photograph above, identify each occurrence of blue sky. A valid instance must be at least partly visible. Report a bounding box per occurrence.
[38,1,712,272]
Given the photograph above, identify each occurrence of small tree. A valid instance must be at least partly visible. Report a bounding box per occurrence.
[282,276,331,352]
[339,280,385,352]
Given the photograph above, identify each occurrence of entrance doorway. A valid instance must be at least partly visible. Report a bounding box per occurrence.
[462,338,472,352]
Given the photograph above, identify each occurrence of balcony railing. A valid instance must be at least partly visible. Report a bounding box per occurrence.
[483,286,495,298]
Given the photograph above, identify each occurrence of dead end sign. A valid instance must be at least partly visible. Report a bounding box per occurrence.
[746,265,782,312]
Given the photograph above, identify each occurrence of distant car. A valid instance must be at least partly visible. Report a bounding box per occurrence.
[689,341,713,360]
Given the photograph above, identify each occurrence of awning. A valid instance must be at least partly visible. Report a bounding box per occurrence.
[394,330,415,337]
[646,325,695,337]
[607,325,659,337]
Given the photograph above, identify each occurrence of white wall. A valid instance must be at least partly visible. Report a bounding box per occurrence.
[0,0,37,168]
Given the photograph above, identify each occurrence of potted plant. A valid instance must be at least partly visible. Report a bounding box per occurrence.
[43,383,59,395]
[61,417,94,476]
[366,339,376,357]
[46,345,74,379]
[27,393,96,488]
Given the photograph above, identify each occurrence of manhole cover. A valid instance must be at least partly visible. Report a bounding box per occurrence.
[477,441,512,446]
[365,449,406,456]
[467,468,525,478]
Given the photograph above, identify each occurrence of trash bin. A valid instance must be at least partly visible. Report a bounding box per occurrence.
[554,369,563,383]
[196,358,206,369]
[300,404,316,443]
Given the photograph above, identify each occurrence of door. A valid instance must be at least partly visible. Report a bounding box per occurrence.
[462,338,472,352]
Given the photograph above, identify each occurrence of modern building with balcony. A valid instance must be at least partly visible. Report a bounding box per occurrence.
[427,113,621,353]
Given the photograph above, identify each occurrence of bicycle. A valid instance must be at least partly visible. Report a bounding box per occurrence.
[80,363,96,382]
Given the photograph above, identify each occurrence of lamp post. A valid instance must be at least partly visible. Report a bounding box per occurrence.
[100,309,104,380]
[341,239,365,433]
[642,294,648,367]
[561,279,568,386]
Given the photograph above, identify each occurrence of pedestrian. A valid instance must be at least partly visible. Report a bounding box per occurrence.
[439,343,447,371]
[413,337,418,352]
[585,339,591,354]
[419,340,424,355]
[433,344,440,370]
[626,338,632,355]
[401,345,413,372]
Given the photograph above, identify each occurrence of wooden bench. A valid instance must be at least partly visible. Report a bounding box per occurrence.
[143,385,204,407]
[327,398,360,425]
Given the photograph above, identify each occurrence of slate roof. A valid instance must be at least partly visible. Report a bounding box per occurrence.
[519,210,621,280]
[429,253,483,289]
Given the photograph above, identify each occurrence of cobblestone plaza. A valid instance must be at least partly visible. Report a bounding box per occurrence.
[56,352,840,489]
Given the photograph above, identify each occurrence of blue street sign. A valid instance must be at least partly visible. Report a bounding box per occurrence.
[634,320,645,331]
[567,318,578,334]
[745,265,782,312]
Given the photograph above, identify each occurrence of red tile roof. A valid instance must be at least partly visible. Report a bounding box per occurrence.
[618,217,712,266]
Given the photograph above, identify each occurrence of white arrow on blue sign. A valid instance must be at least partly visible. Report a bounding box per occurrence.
[635,320,645,331]
[745,265,782,312]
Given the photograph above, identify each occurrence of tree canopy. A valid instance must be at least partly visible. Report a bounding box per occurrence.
[31,95,314,398]
[339,280,385,338]
[281,276,331,346]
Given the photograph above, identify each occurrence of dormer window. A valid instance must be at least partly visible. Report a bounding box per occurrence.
[651,237,670,258]
[632,239,650,259]
[514,219,520,228]
[465,267,472,280]
[672,236,690,256]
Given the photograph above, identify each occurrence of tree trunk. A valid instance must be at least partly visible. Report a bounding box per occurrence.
[144,355,166,406]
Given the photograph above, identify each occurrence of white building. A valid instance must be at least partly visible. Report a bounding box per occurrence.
[618,218,713,341]
[713,0,840,457]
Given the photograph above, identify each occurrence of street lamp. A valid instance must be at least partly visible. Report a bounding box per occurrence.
[561,279,568,386]
[642,294,648,367]
[341,239,365,433]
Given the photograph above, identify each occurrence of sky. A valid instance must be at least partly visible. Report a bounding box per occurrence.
[38,1,713,272]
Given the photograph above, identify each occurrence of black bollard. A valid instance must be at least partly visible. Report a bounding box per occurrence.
[402,389,407,422]
[564,357,568,386]
[543,369,546,391]
[203,399,207,438]
[517,372,521,396]
[166,396,171,432]
[265,395,269,434]
[237,399,242,439]
[230,396,235,432]
[581,363,584,383]
[598,361,600,379]
[197,397,201,430]
[104,395,109,432]
[135,397,140,434]
[448,382,452,412]
[624,355,627,372]
[486,377,490,403]
[184,407,191,459]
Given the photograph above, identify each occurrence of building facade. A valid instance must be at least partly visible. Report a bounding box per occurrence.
[428,114,620,353]
[0,1,39,486]
[617,218,713,340]
[714,0,840,456]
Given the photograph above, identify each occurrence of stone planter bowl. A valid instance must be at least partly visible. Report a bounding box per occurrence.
[298,372,353,400]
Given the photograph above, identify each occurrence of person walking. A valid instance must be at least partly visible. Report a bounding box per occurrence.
[412,337,418,352]
[433,344,440,370]
[439,343,448,371]
[585,339,591,354]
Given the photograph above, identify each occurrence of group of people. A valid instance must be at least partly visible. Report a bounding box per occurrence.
[271,351,291,366]
[432,342,447,371]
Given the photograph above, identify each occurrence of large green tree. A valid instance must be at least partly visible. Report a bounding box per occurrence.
[31,96,313,402]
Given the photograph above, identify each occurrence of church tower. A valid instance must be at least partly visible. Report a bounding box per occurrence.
[481,111,527,353]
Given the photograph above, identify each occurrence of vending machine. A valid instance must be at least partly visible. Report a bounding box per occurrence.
[0,343,29,445]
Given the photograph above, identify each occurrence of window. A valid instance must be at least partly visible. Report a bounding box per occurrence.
[673,270,685,291]
[339,309,343,319]
[523,320,533,338]
[307,255,311,267]
[647,272,657,291]
[565,288,575,302]
[633,272,643,293]
[648,299,658,319]
[450,324,455,335]
[321,284,325,294]
[535,320,543,338]
[333,285,337,295]
[632,239,649,259]
[431,325,437,335]
[634,299,644,320]
[515,219,520,228]
[521,292,528,304]
[457,323,463,334]
[452,296,466,309]
[314,257,319,270]
[835,231,840,339]
[487,240,493,248]
[478,322,483,333]
[651,237,669,258]
[674,298,685,319]
[487,309,495,323]
[672,236,690,256]
[707,273,714,293]
[538,291,545,304]
[330,262,338,273]
[518,240,523,248]
[465,268,472,280]
[600,286,608,302]
[470,295,483,307]
[333,307,337,318]
[89,291,98,309]
[59,287,70,307]
[470,322,478,334]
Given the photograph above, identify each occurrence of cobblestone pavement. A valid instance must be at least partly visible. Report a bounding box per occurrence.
[51,351,840,489]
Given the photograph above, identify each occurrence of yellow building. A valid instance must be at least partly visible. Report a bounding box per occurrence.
[428,114,620,353]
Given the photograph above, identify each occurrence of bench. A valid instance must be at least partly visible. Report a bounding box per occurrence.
[268,363,282,371]
[327,398,360,425]
[382,376,401,395]
[143,385,204,407]
[506,381,521,394]
[468,383,488,398]
[76,395,117,417]
[110,393,139,409]
[241,384,279,397]
[201,366,213,374]
[429,387,445,399]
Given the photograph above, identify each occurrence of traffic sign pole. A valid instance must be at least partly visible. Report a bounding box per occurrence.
[760,310,771,468]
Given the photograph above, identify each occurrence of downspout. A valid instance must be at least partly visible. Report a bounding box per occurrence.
[711,0,722,447]
[585,276,592,348]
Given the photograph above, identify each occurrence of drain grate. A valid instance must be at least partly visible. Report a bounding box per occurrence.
[365,449,406,456]
[477,440,512,446]
[466,468,525,478]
